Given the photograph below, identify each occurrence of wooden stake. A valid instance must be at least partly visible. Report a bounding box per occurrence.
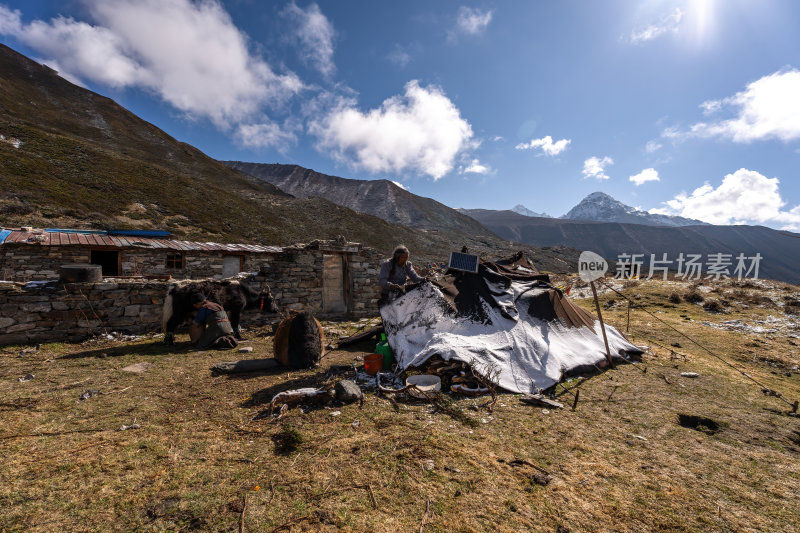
[626,300,631,332]
[238,494,247,533]
[591,280,614,368]
[419,498,431,533]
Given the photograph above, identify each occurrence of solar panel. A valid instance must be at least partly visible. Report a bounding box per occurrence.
[448,251,479,273]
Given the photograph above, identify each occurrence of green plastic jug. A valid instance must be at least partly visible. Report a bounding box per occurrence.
[375,333,393,371]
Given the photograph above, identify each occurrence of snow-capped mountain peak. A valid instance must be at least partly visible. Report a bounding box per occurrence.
[563,192,706,227]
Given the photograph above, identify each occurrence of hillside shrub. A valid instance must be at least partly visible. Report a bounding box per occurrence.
[684,291,704,304]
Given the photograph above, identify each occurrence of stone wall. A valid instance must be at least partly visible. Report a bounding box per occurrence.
[253,245,323,313]
[0,280,168,345]
[0,243,384,346]
[251,243,382,319]
[0,246,88,281]
[0,279,281,346]
[0,245,273,281]
[350,247,382,315]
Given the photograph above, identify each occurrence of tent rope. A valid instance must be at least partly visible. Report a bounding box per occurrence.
[595,278,797,411]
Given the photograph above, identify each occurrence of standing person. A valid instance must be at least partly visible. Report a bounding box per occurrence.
[379,245,423,297]
[188,291,237,349]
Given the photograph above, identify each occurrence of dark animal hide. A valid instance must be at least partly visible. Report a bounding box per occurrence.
[162,279,279,344]
[273,312,325,369]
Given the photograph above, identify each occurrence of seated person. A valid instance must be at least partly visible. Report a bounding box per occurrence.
[188,291,237,349]
[379,245,423,297]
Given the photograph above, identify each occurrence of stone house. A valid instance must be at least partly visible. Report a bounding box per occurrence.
[0,228,383,327]
[0,228,282,280]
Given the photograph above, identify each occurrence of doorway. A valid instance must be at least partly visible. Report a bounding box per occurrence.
[90,250,119,276]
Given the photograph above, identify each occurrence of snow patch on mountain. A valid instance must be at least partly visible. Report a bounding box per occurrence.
[511,204,551,218]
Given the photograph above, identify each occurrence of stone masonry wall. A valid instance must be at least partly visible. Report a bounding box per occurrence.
[0,242,384,345]
[0,246,88,281]
[250,244,382,320]
[250,246,324,314]
[0,279,281,346]
[350,247,382,316]
[0,245,275,281]
[0,280,168,345]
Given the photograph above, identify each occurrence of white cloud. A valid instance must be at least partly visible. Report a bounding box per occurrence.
[582,156,613,180]
[309,80,474,179]
[461,159,490,175]
[0,5,147,88]
[628,8,684,44]
[281,1,336,78]
[392,180,408,191]
[650,168,800,225]
[0,0,304,134]
[681,68,800,143]
[492,135,504,142]
[645,140,662,153]
[387,45,411,68]
[699,99,722,115]
[629,168,660,186]
[0,6,21,36]
[515,135,571,156]
[451,6,493,39]
[235,121,297,152]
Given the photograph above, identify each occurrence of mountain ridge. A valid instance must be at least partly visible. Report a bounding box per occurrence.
[511,204,551,218]
[460,208,800,283]
[223,161,496,236]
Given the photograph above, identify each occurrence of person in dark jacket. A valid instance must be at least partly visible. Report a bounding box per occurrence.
[188,291,236,349]
[378,245,423,297]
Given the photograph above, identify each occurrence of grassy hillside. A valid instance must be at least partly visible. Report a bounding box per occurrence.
[1,276,798,531]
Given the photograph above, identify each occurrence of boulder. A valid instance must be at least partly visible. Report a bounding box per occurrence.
[334,379,363,404]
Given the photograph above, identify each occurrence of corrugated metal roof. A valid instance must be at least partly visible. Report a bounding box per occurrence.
[0,228,282,253]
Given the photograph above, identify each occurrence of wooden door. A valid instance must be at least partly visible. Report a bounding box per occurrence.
[222,256,241,278]
[323,254,347,313]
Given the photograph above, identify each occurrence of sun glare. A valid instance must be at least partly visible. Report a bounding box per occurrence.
[687,0,717,44]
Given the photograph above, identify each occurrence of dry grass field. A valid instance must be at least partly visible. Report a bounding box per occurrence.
[1,277,799,532]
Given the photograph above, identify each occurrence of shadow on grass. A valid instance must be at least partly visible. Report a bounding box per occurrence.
[214,361,287,381]
[58,340,194,359]
[242,367,348,409]
[237,334,370,407]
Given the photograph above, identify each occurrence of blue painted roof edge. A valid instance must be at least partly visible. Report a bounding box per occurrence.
[45,228,107,234]
[0,229,11,244]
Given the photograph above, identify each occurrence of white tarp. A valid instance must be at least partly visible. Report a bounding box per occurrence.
[380,282,640,393]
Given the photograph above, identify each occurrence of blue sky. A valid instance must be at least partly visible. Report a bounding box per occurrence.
[1,0,799,229]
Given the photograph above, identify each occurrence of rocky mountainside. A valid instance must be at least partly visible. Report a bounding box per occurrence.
[223,161,495,236]
[460,209,800,283]
[0,44,573,269]
[563,192,706,227]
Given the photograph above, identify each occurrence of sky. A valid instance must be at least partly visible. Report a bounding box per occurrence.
[1,0,800,230]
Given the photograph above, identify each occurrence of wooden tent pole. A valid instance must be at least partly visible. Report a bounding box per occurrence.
[591,280,614,368]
